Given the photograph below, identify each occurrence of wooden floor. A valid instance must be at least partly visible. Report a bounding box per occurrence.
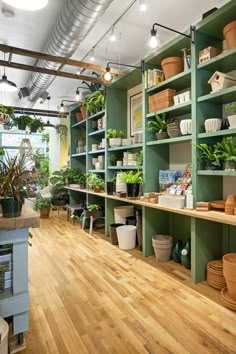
[19,212,236,354]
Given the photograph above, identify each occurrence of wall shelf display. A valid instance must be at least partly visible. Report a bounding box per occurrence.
[71,120,86,129]
[88,129,105,137]
[69,1,236,285]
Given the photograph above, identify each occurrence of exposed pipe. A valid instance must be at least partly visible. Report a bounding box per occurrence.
[26,0,114,105]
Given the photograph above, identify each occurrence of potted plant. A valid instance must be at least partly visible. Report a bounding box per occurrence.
[29,117,45,133]
[50,184,69,206]
[0,152,29,218]
[106,128,124,147]
[78,128,86,148]
[146,113,171,140]
[35,197,51,218]
[84,203,104,218]
[225,102,236,128]
[93,91,105,112]
[55,124,68,144]
[109,153,117,166]
[12,115,33,131]
[214,137,236,171]
[76,173,87,189]
[92,176,105,193]
[195,143,221,170]
[0,104,13,124]
[120,170,143,198]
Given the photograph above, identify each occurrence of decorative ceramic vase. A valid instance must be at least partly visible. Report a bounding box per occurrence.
[225,194,236,215]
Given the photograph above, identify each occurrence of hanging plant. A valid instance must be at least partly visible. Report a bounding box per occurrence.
[55,124,68,144]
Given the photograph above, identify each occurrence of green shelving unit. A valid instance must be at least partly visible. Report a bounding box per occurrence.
[69,0,236,283]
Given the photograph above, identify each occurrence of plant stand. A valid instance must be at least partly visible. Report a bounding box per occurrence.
[82,214,105,235]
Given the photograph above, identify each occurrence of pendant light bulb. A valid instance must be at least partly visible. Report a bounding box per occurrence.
[75,89,82,102]
[103,69,112,82]
[139,0,147,12]
[90,49,95,62]
[109,27,116,42]
[146,28,162,51]
[2,0,48,10]
[0,74,17,92]
[59,103,65,113]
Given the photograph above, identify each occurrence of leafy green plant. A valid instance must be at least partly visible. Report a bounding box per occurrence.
[41,133,49,144]
[106,128,124,139]
[120,170,143,184]
[214,137,236,162]
[136,151,143,166]
[0,104,14,115]
[146,113,171,133]
[0,152,29,199]
[35,197,51,210]
[87,204,101,211]
[0,147,4,155]
[75,173,87,186]
[109,154,117,163]
[195,143,220,166]
[12,115,33,128]
[55,124,68,144]
[225,102,236,115]
[29,117,45,133]
[93,91,105,111]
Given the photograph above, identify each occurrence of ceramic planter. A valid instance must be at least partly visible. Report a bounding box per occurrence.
[1,198,22,218]
[228,115,236,129]
[224,160,236,171]
[80,106,87,120]
[109,138,121,147]
[224,20,236,50]
[161,56,184,79]
[156,132,168,140]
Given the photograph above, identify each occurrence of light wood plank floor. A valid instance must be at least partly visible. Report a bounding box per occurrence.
[19,212,236,354]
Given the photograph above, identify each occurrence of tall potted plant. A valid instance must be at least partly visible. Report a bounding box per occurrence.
[120,170,143,198]
[0,152,29,217]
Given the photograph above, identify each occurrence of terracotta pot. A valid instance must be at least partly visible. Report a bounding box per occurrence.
[225,195,236,215]
[224,21,236,50]
[76,112,83,122]
[40,208,50,218]
[225,279,236,301]
[223,253,236,266]
[161,56,184,79]
[80,106,87,120]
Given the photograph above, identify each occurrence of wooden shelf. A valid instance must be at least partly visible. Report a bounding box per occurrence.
[197,48,236,73]
[71,120,86,128]
[88,149,105,155]
[108,143,143,152]
[88,110,105,120]
[146,69,191,94]
[71,152,86,157]
[198,128,236,138]
[108,165,143,170]
[198,170,236,176]
[198,86,236,104]
[146,101,192,119]
[147,135,192,145]
[88,129,105,137]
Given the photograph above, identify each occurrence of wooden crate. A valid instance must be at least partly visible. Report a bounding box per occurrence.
[148,89,176,113]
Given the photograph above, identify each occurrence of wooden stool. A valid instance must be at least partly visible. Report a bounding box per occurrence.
[82,215,105,235]
[65,204,83,225]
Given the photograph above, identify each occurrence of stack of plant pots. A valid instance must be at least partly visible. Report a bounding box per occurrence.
[152,235,173,262]
[221,253,236,311]
[207,260,226,290]
[109,223,124,245]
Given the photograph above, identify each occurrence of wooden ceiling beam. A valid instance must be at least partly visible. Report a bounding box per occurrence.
[0,60,101,83]
[0,44,125,76]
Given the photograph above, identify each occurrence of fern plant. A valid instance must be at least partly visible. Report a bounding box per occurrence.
[195,143,220,166]
[214,137,236,161]
[120,170,143,184]
[146,113,171,133]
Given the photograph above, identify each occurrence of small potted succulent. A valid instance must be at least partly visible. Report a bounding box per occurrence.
[106,128,124,147]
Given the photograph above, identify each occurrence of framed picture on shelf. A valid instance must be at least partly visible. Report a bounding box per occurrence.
[129,92,142,136]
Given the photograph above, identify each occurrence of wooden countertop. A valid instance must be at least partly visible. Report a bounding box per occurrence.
[0,205,40,230]
[66,186,236,227]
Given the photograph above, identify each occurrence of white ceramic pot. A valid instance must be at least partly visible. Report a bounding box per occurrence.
[109,138,121,147]
[92,158,98,166]
[116,160,123,166]
[101,138,106,148]
[173,95,180,105]
[98,155,104,163]
[92,144,98,151]
[183,91,191,102]
[95,162,103,170]
[122,138,132,146]
[180,119,192,135]
[123,158,128,166]
[204,118,222,132]
[228,115,236,128]
[123,152,129,159]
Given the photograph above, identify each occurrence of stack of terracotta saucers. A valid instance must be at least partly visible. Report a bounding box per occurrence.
[207,260,226,290]
[221,253,236,311]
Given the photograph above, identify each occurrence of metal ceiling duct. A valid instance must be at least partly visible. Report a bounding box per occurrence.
[25,0,114,105]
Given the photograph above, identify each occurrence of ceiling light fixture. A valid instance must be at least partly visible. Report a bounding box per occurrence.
[0,53,17,92]
[102,60,144,84]
[109,27,116,42]
[75,86,85,102]
[59,100,75,114]
[44,96,55,129]
[139,0,147,12]
[146,23,195,51]
[2,0,48,11]
[90,49,95,62]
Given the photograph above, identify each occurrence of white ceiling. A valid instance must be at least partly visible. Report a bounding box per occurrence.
[0,0,230,111]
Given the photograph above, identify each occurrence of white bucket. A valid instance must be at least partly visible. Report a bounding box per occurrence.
[114,205,134,224]
[117,225,137,250]
[0,317,9,354]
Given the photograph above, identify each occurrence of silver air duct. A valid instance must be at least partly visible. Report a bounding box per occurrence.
[26,0,113,105]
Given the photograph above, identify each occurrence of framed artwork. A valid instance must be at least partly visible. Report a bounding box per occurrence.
[130,92,142,136]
